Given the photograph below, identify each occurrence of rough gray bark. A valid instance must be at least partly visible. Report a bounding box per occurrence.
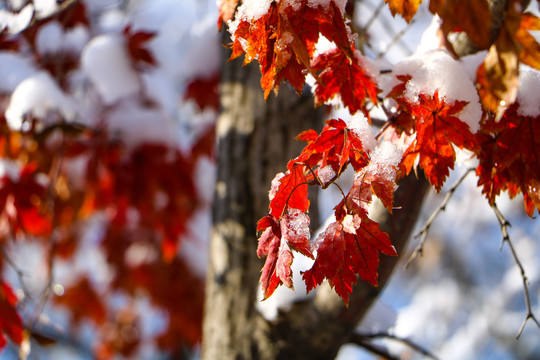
[201,41,325,359]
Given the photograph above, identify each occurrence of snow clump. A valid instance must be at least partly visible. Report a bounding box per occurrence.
[5,71,76,130]
[381,50,482,133]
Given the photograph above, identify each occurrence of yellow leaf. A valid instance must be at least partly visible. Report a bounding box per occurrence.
[385,0,423,23]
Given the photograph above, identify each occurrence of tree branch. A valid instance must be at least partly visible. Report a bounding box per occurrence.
[348,334,401,360]
[350,332,440,360]
[492,203,540,338]
[406,168,474,267]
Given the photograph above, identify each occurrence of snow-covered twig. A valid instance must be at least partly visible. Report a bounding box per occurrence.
[492,203,540,339]
[406,167,474,267]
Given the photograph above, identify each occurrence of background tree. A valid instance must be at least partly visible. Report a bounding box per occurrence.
[0,0,538,359]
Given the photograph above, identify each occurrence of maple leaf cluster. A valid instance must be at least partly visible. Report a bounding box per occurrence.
[0,2,214,358]
[257,119,399,304]
[223,0,540,304]
[229,0,378,114]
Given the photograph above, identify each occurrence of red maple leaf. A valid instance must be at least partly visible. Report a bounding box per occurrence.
[54,277,107,325]
[295,119,369,179]
[395,91,476,191]
[476,103,540,216]
[184,73,220,111]
[268,164,310,218]
[302,215,396,305]
[124,26,156,67]
[257,210,313,299]
[0,281,25,349]
[0,164,52,237]
[229,1,359,99]
[230,3,312,98]
[312,48,379,115]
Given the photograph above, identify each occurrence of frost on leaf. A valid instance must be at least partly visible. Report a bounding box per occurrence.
[302,215,396,306]
[257,118,400,303]
[268,165,309,218]
[229,0,367,101]
[257,210,312,300]
[295,118,369,178]
[218,0,241,30]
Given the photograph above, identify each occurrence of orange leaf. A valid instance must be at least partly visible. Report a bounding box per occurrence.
[515,12,540,70]
[385,0,422,23]
[218,0,240,30]
[476,2,521,115]
[430,0,492,50]
[397,92,475,191]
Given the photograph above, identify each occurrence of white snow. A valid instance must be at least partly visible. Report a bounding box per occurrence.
[105,99,179,148]
[33,0,57,18]
[382,50,482,133]
[241,0,272,20]
[36,21,64,55]
[0,3,33,33]
[81,34,141,105]
[5,71,76,130]
[517,68,540,117]
[347,113,377,151]
[365,141,402,182]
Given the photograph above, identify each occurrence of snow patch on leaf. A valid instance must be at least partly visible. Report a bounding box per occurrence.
[385,50,482,133]
[5,71,76,130]
[240,0,273,21]
[347,113,377,151]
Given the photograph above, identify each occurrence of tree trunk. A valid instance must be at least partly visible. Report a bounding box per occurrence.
[201,32,430,360]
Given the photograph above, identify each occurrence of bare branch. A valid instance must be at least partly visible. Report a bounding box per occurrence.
[348,333,401,360]
[376,17,415,59]
[406,168,475,267]
[353,332,440,360]
[492,203,540,338]
[0,243,34,301]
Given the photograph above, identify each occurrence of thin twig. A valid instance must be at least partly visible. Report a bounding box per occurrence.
[492,203,540,339]
[406,168,474,267]
[375,11,415,58]
[363,1,386,31]
[348,334,400,360]
[0,244,34,301]
[356,332,439,359]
